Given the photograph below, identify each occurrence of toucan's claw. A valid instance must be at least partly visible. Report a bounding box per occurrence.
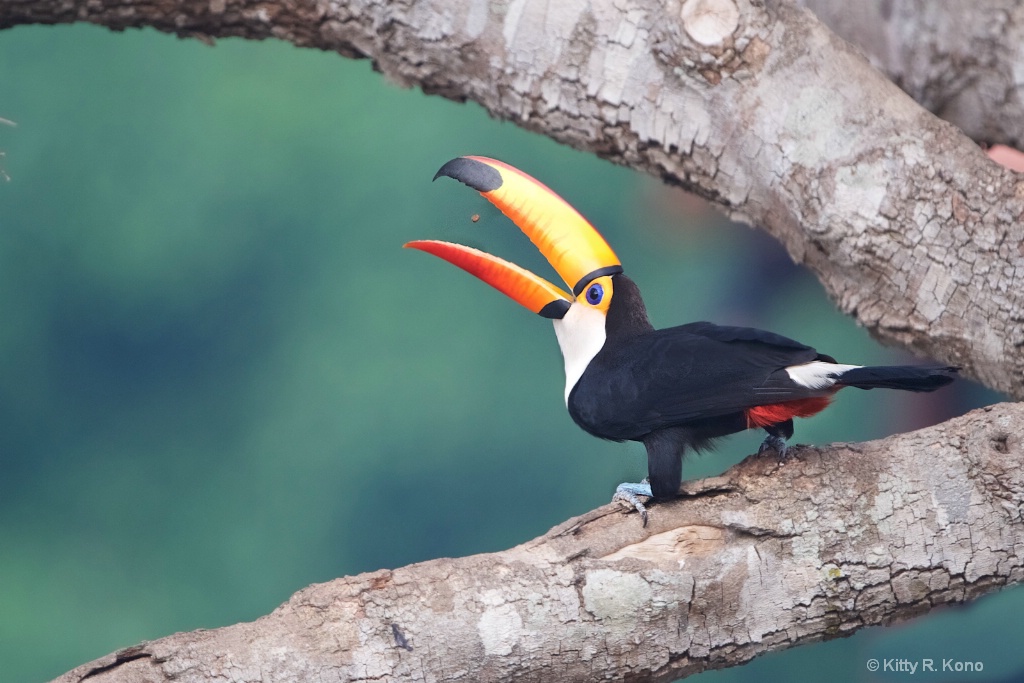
[758,434,789,460]
[612,480,653,526]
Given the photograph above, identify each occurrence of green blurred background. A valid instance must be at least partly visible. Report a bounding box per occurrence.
[0,24,1013,683]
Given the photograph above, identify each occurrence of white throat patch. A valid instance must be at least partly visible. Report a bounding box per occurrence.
[552,304,607,404]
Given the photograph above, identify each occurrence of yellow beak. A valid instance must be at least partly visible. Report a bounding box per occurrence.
[405,156,622,319]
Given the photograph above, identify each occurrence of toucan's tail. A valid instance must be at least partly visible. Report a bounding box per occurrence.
[835,365,959,392]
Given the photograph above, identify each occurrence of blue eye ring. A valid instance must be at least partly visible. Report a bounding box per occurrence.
[586,282,604,305]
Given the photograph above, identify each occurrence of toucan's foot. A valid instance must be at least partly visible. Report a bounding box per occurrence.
[758,434,789,459]
[612,480,652,527]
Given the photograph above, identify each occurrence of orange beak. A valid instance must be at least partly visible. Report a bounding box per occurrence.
[404,156,622,319]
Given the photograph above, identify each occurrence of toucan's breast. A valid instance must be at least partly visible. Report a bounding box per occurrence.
[552,303,607,404]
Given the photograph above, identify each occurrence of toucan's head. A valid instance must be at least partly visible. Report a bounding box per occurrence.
[405,156,652,400]
[405,156,624,320]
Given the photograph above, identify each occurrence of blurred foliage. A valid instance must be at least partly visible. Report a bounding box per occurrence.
[0,23,1011,683]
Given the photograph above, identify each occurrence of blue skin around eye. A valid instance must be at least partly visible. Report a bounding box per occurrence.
[587,283,603,304]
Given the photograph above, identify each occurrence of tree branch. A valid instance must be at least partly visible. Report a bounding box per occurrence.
[7,3,1022,679]
[798,0,1024,147]
[3,0,1021,397]
[53,403,1024,683]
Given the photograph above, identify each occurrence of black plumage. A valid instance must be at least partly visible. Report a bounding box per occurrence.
[410,155,959,513]
[566,275,958,499]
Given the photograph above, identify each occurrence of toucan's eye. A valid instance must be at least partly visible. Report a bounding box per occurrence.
[586,283,604,305]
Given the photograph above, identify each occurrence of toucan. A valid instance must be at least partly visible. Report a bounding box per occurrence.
[406,156,958,523]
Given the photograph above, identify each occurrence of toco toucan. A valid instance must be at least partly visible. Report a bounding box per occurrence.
[406,156,957,523]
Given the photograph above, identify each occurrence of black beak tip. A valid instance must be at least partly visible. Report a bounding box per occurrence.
[434,156,504,192]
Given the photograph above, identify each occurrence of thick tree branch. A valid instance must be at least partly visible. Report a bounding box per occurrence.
[3,0,1022,397]
[799,0,1024,147]
[7,4,1022,679]
[54,403,1024,683]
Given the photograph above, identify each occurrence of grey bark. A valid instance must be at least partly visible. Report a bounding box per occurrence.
[798,0,1024,147]
[2,0,1022,398]
[55,403,1024,683]
[4,1,1022,680]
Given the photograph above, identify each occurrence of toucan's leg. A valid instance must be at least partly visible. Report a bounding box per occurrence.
[644,429,684,498]
[612,430,686,526]
[613,479,652,526]
[758,418,794,459]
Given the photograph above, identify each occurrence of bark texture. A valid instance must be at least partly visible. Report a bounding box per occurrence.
[3,0,1023,397]
[799,0,1024,147]
[55,403,1024,683]
[6,2,1024,681]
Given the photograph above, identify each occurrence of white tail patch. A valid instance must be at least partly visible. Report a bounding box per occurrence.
[785,361,861,389]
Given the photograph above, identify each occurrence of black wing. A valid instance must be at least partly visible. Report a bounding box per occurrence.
[568,321,830,440]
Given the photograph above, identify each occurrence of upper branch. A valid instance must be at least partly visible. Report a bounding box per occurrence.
[799,0,1024,147]
[54,403,1024,683]
[3,0,1021,398]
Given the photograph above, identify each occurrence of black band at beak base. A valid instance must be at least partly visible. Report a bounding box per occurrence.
[539,300,572,319]
[572,266,624,297]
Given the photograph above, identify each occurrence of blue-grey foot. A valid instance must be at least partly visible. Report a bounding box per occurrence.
[758,434,789,459]
[612,480,652,526]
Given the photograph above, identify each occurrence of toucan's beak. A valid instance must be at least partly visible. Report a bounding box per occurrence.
[404,156,623,319]
[404,240,574,319]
